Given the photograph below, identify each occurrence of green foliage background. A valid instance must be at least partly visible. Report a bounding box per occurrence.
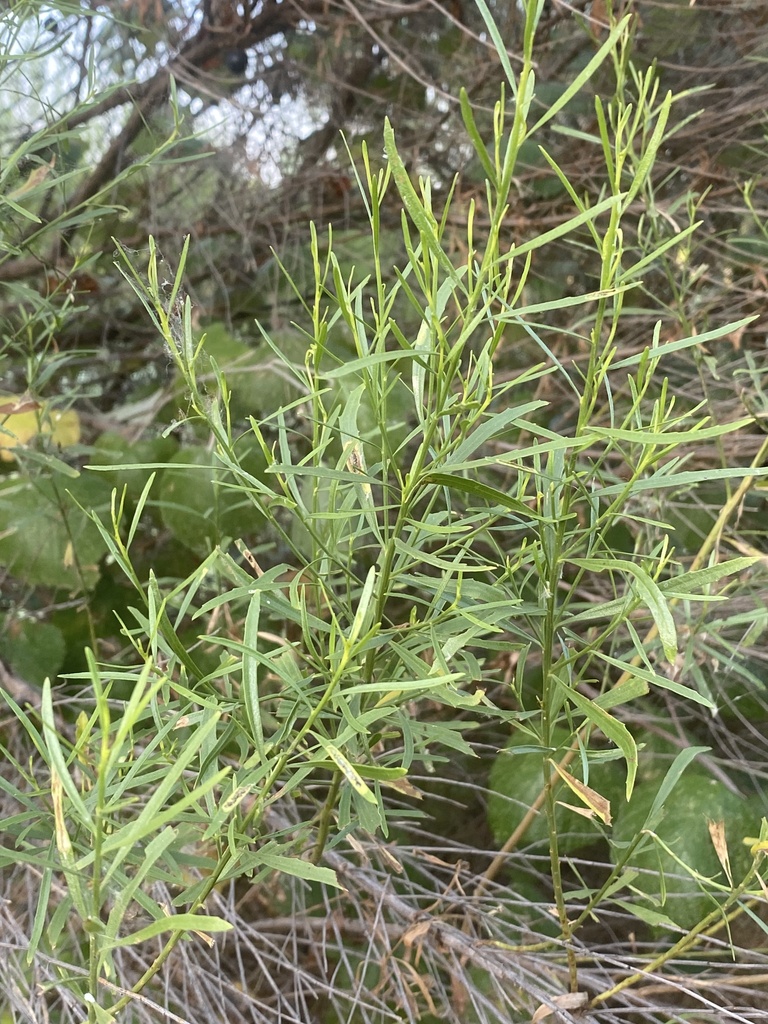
[2,2,768,1023]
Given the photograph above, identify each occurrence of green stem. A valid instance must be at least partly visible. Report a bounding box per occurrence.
[312,772,342,864]
[591,861,762,1006]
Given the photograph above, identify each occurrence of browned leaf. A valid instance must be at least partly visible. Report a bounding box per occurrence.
[549,759,612,825]
[531,991,589,1023]
[708,818,732,885]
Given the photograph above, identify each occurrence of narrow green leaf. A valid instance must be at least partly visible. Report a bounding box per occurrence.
[501,193,623,261]
[597,654,715,710]
[646,747,710,829]
[26,865,53,965]
[527,16,633,135]
[99,767,230,868]
[612,317,757,369]
[593,677,649,710]
[383,119,463,289]
[590,420,751,445]
[628,566,677,663]
[441,431,593,472]
[167,233,191,310]
[448,402,547,463]
[22,449,80,476]
[471,0,517,94]
[659,557,760,597]
[568,557,677,662]
[243,591,266,760]
[41,680,92,826]
[256,848,340,887]
[501,284,631,318]
[99,715,223,854]
[423,472,543,519]
[316,738,379,805]
[103,827,179,947]
[611,899,678,930]
[394,537,496,573]
[624,91,671,209]
[127,471,156,548]
[554,676,638,799]
[412,319,430,426]
[620,222,699,283]
[3,194,42,222]
[105,912,233,949]
[348,566,376,648]
[459,89,497,184]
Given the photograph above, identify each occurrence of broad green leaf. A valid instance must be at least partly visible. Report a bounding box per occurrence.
[0,473,110,589]
[159,445,267,556]
[2,616,64,686]
[612,764,756,930]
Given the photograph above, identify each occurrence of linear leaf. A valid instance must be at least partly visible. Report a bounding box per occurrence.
[383,118,464,289]
[612,316,757,368]
[105,912,232,949]
[598,654,715,710]
[318,740,379,805]
[569,557,677,662]
[527,15,633,136]
[423,472,541,519]
[243,591,266,760]
[256,848,340,887]
[554,676,638,799]
[659,557,760,596]
[41,680,92,826]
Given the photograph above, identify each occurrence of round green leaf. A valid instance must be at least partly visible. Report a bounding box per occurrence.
[2,615,65,686]
[0,472,111,589]
[612,769,758,930]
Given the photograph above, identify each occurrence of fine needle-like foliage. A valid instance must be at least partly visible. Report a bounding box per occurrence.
[3,3,768,1024]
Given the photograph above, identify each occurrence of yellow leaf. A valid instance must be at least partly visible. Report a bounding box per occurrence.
[8,157,55,199]
[0,394,80,461]
[549,759,612,826]
[322,742,378,805]
[707,818,732,884]
[63,541,75,568]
